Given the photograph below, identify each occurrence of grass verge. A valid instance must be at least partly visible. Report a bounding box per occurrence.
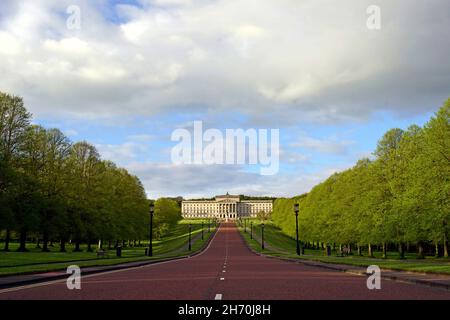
[0,220,217,276]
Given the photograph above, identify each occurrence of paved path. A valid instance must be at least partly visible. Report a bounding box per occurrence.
[1,223,449,300]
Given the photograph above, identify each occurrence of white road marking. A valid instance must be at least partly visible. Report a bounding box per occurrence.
[215,293,223,300]
[220,278,225,281]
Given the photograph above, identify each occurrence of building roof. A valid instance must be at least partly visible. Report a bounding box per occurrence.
[216,192,239,199]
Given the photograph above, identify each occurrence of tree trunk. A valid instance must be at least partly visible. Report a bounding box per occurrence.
[3,229,10,251]
[73,240,82,252]
[444,233,449,258]
[42,232,50,252]
[17,230,28,252]
[381,243,387,259]
[87,241,93,252]
[398,242,405,259]
[108,240,112,250]
[417,242,425,259]
[60,239,66,252]
[435,243,439,258]
[368,243,373,257]
[357,245,362,256]
[36,237,41,249]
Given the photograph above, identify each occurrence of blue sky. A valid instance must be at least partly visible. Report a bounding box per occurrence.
[0,0,449,198]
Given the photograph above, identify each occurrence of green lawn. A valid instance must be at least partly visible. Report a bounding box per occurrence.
[238,221,450,275]
[0,219,217,276]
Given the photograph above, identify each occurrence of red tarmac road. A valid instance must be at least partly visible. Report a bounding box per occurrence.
[1,223,450,300]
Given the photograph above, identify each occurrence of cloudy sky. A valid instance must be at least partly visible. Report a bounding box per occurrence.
[1,0,449,198]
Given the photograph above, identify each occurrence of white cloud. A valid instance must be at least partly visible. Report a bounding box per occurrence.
[95,141,150,165]
[0,0,448,123]
[63,129,78,137]
[125,162,341,199]
[292,136,355,155]
[0,31,21,55]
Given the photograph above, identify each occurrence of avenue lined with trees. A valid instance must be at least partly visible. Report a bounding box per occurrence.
[272,99,450,259]
[0,91,182,253]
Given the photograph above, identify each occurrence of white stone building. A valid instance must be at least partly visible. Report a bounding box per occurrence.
[181,193,273,221]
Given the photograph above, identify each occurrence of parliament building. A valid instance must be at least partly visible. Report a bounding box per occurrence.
[181,193,273,221]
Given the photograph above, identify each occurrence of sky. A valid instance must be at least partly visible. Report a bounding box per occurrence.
[0,0,449,199]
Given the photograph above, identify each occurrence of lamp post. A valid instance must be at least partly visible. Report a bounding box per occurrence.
[188,224,192,251]
[261,223,265,250]
[148,203,154,257]
[208,219,211,233]
[201,221,204,240]
[294,203,300,256]
[244,218,247,233]
[250,221,253,239]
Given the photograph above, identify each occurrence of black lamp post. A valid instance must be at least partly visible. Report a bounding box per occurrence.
[244,218,247,233]
[188,224,192,251]
[208,219,211,233]
[149,203,154,257]
[294,203,300,256]
[250,221,253,239]
[261,223,265,250]
[201,221,204,240]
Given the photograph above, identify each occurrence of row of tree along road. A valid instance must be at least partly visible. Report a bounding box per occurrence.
[272,99,449,258]
[0,92,181,252]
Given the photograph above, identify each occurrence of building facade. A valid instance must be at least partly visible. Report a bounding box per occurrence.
[181,193,273,221]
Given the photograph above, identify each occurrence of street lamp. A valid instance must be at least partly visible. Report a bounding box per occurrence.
[149,203,154,257]
[250,221,253,239]
[208,219,211,233]
[201,221,204,240]
[188,224,192,251]
[294,203,300,256]
[244,218,247,233]
[261,223,265,250]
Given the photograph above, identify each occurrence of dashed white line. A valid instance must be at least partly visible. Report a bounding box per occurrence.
[215,293,223,300]
[220,278,225,281]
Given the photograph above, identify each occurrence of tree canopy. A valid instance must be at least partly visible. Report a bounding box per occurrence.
[0,92,157,251]
[272,99,450,257]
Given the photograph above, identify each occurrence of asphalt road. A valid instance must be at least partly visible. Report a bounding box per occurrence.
[1,223,449,300]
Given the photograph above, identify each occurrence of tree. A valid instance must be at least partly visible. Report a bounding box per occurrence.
[257,210,271,222]
[422,99,450,257]
[65,141,103,251]
[0,92,31,250]
[154,198,182,239]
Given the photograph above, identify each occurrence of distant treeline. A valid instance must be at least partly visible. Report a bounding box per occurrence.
[239,195,277,201]
[272,99,450,258]
[0,92,181,252]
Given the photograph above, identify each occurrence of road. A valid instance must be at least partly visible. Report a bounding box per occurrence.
[1,223,449,300]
